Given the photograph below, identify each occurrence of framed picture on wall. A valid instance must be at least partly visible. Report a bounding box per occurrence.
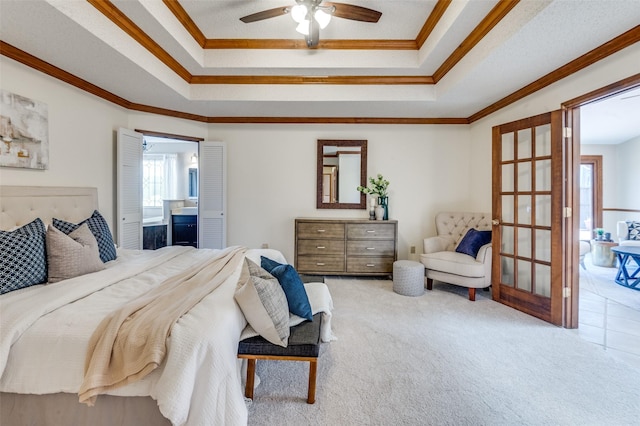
[0,90,49,170]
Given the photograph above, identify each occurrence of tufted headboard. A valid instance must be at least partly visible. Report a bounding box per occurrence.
[435,212,492,250]
[0,186,98,231]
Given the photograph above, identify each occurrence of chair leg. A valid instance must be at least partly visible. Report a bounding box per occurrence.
[245,358,256,399]
[468,288,476,301]
[426,278,433,291]
[307,359,317,404]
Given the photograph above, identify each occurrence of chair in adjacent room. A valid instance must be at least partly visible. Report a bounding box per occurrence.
[419,212,492,301]
[617,221,640,247]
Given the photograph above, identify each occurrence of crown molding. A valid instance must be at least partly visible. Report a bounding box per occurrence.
[1,25,637,125]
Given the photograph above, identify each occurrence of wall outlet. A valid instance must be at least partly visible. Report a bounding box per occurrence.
[410,246,416,254]
[261,243,269,249]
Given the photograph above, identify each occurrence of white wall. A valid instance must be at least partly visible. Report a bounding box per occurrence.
[582,137,640,237]
[616,136,640,214]
[0,58,128,227]
[207,124,472,262]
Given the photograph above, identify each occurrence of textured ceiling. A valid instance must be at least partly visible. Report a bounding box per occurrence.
[0,0,639,142]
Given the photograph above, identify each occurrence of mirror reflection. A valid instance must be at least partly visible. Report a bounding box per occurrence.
[317,140,367,210]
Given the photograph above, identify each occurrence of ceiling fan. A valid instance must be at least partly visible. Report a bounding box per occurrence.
[240,0,382,48]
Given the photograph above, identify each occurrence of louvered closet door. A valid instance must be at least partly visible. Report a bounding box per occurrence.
[198,141,226,249]
[117,128,143,250]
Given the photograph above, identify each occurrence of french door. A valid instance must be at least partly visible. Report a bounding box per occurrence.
[492,111,565,325]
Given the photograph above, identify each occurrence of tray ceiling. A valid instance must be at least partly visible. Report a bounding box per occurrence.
[0,0,639,136]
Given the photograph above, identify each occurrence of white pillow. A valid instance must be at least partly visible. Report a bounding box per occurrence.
[46,222,105,283]
[234,258,290,347]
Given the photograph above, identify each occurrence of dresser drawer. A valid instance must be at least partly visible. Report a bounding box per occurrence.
[297,222,345,239]
[297,256,345,273]
[347,240,395,256]
[297,239,345,256]
[347,223,396,240]
[346,257,395,274]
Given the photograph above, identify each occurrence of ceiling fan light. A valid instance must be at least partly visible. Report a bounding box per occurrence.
[296,20,310,35]
[291,5,307,23]
[314,9,331,29]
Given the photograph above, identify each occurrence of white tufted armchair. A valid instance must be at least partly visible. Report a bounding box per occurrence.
[419,212,492,301]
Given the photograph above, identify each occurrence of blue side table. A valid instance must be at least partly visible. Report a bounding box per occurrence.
[611,246,640,290]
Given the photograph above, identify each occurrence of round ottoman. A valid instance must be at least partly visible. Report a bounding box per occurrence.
[393,260,425,296]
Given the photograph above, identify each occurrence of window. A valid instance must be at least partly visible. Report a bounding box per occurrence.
[579,156,602,240]
[143,154,178,207]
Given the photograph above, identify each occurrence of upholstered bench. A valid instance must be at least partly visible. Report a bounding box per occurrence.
[238,313,323,404]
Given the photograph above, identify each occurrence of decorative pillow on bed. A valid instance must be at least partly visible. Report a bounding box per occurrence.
[455,228,492,258]
[46,223,106,283]
[235,258,290,347]
[0,218,47,294]
[53,210,117,263]
[627,221,640,241]
[261,256,313,321]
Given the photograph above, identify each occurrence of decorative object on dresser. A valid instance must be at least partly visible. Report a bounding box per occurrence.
[357,173,390,220]
[295,218,397,276]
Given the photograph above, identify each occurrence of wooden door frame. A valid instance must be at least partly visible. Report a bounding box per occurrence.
[561,74,640,328]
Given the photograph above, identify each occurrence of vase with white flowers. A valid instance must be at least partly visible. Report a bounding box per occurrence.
[357,174,390,220]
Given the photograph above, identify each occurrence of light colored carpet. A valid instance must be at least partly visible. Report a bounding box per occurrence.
[580,253,640,311]
[247,278,640,425]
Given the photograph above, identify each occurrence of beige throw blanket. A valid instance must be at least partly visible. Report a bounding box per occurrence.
[78,246,246,405]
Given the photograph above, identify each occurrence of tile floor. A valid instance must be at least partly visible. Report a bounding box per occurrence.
[575,254,640,371]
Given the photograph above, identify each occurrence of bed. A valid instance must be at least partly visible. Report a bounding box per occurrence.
[0,186,334,426]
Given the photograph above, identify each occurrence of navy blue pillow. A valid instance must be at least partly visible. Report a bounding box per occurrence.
[261,256,313,321]
[455,228,492,258]
[260,256,282,274]
[0,218,47,294]
[53,210,116,263]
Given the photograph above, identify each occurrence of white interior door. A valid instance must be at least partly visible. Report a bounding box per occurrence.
[117,128,143,250]
[198,141,226,249]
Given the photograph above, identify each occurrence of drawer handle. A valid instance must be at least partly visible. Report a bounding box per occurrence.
[366,264,376,267]
[317,229,325,233]
[366,230,376,233]
[366,247,375,250]
[316,263,325,266]
[317,246,325,249]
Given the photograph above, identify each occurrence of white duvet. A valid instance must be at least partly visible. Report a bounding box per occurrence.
[0,246,277,425]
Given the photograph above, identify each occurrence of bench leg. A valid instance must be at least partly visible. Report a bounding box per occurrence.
[245,358,256,399]
[307,359,317,404]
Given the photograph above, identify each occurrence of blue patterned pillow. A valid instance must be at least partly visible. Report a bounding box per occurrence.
[53,210,117,262]
[455,228,492,258]
[627,221,640,241]
[0,218,47,294]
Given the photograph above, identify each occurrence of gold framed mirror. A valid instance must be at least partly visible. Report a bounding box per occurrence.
[316,139,367,210]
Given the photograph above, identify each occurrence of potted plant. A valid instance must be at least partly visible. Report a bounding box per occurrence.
[595,228,605,240]
[357,174,390,220]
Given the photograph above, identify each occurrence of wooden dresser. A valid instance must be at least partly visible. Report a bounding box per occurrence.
[295,218,398,276]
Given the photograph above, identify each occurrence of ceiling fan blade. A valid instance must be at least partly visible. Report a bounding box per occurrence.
[240,6,289,23]
[325,2,382,23]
